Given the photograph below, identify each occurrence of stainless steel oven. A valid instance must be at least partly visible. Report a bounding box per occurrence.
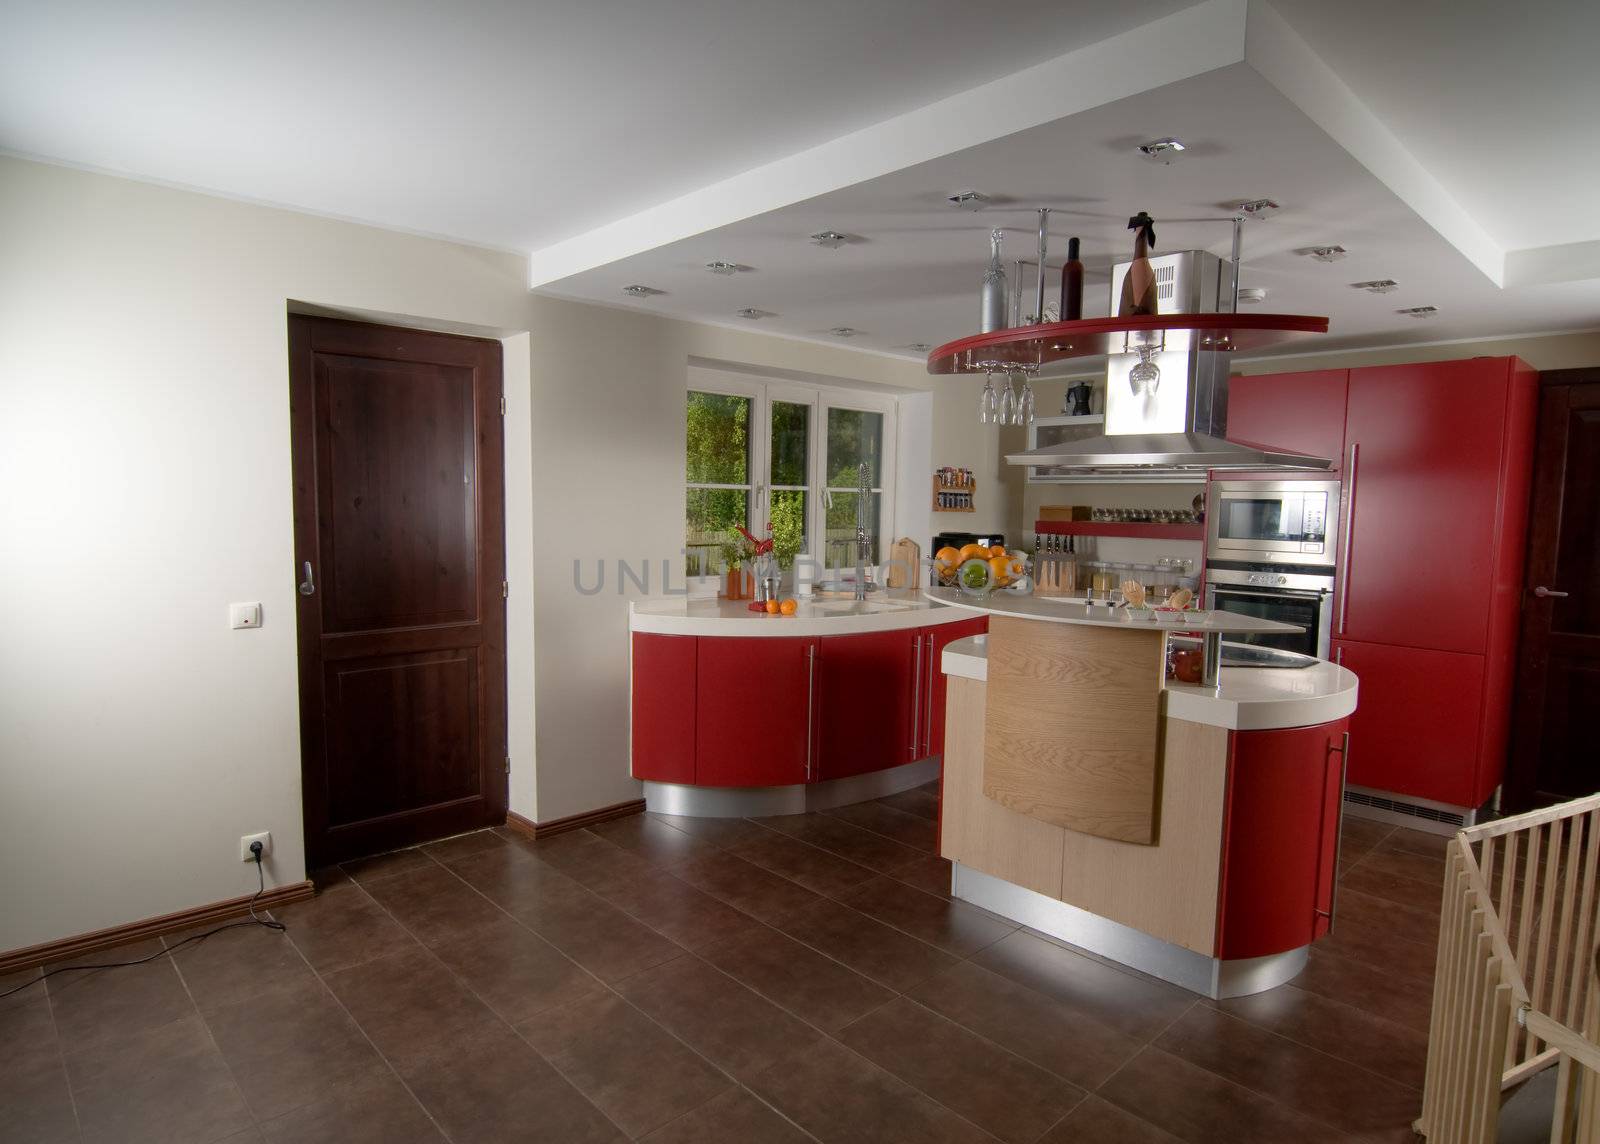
[1206,479,1340,567]
[1205,562,1335,659]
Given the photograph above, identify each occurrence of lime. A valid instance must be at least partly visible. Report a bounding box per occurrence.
[958,558,991,591]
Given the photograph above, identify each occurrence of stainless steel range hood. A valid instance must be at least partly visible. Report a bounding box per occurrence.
[1006,250,1331,477]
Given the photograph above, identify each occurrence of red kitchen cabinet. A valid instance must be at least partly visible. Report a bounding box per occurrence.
[1216,719,1348,960]
[1226,369,1349,473]
[816,630,918,781]
[923,617,988,759]
[695,635,817,787]
[1332,637,1490,807]
[631,634,697,783]
[1339,359,1530,656]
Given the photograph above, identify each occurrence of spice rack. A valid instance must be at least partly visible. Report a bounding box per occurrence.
[933,470,976,512]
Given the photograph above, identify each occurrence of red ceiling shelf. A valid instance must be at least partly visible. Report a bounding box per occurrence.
[1036,520,1204,541]
[926,312,1330,375]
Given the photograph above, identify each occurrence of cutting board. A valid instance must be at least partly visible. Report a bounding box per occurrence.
[886,537,920,589]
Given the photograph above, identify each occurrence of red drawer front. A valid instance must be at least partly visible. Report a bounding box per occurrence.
[1217,721,1347,960]
[631,634,696,783]
[695,635,814,788]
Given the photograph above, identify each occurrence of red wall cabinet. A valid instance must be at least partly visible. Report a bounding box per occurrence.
[630,634,697,783]
[694,635,817,787]
[1216,719,1348,960]
[1226,369,1349,473]
[815,630,918,781]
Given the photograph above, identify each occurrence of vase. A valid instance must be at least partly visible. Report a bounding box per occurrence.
[724,566,753,600]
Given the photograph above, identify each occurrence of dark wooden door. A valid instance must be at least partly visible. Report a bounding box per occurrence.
[289,316,506,866]
[1508,375,1600,809]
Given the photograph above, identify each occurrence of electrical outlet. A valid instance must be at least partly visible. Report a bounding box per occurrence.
[240,832,272,862]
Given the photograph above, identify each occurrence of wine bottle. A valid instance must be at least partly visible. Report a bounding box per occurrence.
[1059,236,1084,321]
[980,228,1007,333]
[1117,212,1159,317]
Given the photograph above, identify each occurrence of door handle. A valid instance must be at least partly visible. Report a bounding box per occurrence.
[1337,442,1357,634]
[910,635,923,758]
[1532,586,1569,599]
[923,631,937,756]
[298,560,316,596]
[804,644,816,781]
[1316,731,1351,933]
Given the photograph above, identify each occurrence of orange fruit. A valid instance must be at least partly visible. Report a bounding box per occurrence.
[990,544,1006,557]
[1006,554,1026,579]
[934,546,961,569]
[957,543,990,564]
[765,599,780,614]
[987,555,1011,586]
[780,599,797,616]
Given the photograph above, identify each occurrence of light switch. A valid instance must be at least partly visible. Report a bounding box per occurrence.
[230,602,262,630]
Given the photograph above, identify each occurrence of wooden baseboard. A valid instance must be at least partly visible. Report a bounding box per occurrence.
[0,880,316,976]
[503,798,646,841]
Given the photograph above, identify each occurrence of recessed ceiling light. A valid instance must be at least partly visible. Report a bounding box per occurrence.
[1137,138,1186,163]
[1238,198,1281,219]
[1236,287,1268,304]
[829,327,860,338]
[810,230,850,248]
[1352,279,1399,294]
[1307,245,1348,262]
[735,308,771,320]
[947,191,991,211]
[621,284,663,297]
[1398,305,1439,318]
[704,260,747,275]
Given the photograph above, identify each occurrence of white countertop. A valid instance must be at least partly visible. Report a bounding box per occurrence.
[630,590,975,637]
[941,634,1357,732]
[923,587,1304,636]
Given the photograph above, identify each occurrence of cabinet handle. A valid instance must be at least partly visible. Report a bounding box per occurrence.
[298,560,316,596]
[1334,646,1343,666]
[910,635,923,758]
[923,631,937,756]
[1532,586,1569,599]
[1316,731,1351,933]
[1337,443,1357,634]
[805,645,816,781]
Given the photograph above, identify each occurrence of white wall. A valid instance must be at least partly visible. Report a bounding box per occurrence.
[0,157,933,952]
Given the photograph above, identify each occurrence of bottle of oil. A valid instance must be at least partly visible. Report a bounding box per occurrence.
[1059,236,1084,321]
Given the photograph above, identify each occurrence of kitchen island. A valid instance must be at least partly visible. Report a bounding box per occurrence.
[630,590,984,816]
[926,587,1358,998]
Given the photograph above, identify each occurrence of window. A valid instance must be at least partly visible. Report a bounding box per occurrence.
[684,372,896,580]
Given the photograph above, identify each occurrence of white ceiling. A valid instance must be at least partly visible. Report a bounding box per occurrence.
[4,0,1597,364]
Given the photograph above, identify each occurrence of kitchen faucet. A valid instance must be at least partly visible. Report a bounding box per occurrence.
[854,461,872,601]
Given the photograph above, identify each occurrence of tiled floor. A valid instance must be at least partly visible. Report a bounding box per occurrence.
[1,787,1445,1143]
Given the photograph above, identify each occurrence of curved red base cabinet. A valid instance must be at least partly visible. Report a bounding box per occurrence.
[631,620,985,810]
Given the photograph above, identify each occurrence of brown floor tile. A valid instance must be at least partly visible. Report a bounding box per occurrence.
[275,883,419,975]
[1339,816,1394,854]
[874,785,941,821]
[1157,1004,1421,1136]
[446,844,596,924]
[526,830,661,897]
[1210,980,1431,1090]
[1335,887,1441,949]
[308,864,352,891]
[592,868,762,951]
[521,895,686,983]
[519,992,732,1139]
[838,996,1083,1144]
[360,863,508,947]
[65,1013,253,1144]
[729,832,878,897]
[700,927,893,1032]
[617,955,822,1083]
[674,850,825,924]
[589,814,724,871]
[1040,1094,1184,1143]
[645,812,769,850]
[421,829,507,865]
[260,1069,443,1143]
[398,1026,622,1144]
[641,1086,813,1143]
[46,939,195,1054]
[753,813,927,873]
[1099,1047,1348,1144]
[1,966,44,1011]
[206,979,386,1121]
[1317,908,1438,984]
[166,924,315,1012]
[1339,861,1443,915]
[835,875,1014,957]
[323,947,504,1072]
[430,915,605,1025]
[774,898,958,993]
[908,960,1142,1090]
[1351,844,1447,889]
[341,848,437,885]
[1293,947,1436,1033]
[821,801,938,852]
[969,930,1195,1042]
[889,854,955,898]
[1383,826,1450,860]
[747,1035,992,1144]
[0,997,79,1144]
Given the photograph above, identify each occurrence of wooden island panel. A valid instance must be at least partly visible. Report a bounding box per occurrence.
[981,616,1166,845]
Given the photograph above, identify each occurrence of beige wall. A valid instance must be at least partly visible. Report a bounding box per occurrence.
[0,156,933,952]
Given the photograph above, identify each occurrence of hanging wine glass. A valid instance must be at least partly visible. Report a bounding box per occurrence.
[978,370,996,424]
[998,374,1015,425]
[1020,376,1036,424]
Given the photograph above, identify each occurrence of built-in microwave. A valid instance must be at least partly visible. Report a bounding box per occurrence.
[1205,479,1341,567]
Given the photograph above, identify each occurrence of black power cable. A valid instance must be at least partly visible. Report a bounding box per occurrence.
[0,846,287,1001]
